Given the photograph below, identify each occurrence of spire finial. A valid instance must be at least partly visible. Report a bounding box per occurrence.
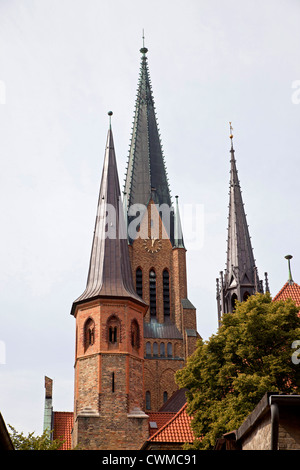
[285,255,294,285]
[140,29,148,55]
[229,121,234,150]
[108,111,113,128]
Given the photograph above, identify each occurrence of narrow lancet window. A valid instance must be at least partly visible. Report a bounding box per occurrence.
[84,318,95,351]
[149,269,156,319]
[163,269,170,319]
[136,268,143,298]
[146,391,151,410]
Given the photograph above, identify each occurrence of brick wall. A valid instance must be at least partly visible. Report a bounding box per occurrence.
[72,297,148,449]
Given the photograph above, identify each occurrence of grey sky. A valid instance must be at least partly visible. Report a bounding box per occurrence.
[0,0,299,435]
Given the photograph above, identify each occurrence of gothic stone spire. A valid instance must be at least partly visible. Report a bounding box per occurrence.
[123,45,175,243]
[218,124,263,319]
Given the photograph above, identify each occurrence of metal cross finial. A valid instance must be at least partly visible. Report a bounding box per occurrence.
[285,255,294,285]
[140,29,148,55]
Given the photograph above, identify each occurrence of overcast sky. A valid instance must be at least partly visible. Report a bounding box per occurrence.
[0,0,300,436]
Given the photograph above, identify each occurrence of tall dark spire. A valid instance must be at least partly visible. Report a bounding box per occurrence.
[71,113,145,315]
[123,43,172,213]
[217,124,264,320]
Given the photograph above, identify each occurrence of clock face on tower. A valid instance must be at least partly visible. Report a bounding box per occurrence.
[143,237,162,253]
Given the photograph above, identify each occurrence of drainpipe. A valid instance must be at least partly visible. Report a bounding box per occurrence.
[269,396,279,450]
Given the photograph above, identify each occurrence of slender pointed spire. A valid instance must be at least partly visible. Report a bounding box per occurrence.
[124,43,172,217]
[218,123,263,318]
[71,113,145,315]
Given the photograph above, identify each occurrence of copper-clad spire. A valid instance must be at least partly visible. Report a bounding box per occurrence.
[71,113,145,315]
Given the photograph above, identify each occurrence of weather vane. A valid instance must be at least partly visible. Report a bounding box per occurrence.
[229,122,233,139]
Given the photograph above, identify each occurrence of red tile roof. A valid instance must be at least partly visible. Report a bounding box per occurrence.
[273,282,300,308]
[147,412,176,436]
[147,403,195,444]
[53,412,73,450]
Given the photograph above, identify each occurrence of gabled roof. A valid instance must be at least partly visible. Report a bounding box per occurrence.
[147,403,195,444]
[273,281,300,307]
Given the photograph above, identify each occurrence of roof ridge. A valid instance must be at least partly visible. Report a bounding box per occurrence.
[273,281,300,302]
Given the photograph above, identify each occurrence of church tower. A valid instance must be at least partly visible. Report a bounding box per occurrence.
[71,116,149,450]
[216,124,267,325]
[124,44,199,412]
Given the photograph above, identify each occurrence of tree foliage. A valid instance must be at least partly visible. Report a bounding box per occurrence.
[176,293,300,449]
[8,425,64,450]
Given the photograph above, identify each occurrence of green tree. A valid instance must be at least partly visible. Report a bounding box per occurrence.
[176,292,300,449]
[8,425,64,450]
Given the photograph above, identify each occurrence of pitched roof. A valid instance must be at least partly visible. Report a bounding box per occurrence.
[273,281,300,307]
[53,412,73,450]
[71,124,146,315]
[147,403,195,444]
[147,412,176,436]
[159,388,187,412]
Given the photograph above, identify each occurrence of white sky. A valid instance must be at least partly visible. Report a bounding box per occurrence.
[0,0,300,435]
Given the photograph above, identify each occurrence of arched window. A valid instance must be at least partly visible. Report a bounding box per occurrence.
[146,342,151,357]
[231,293,238,310]
[109,326,117,343]
[131,319,140,349]
[163,269,170,319]
[243,291,250,301]
[107,315,120,349]
[163,391,168,403]
[136,268,143,298]
[160,342,165,357]
[153,342,158,357]
[146,391,151,410]
[149,269,157,319]
[84,318,95,351]
[167,342,173,358]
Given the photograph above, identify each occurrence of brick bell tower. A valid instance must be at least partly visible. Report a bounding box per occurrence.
[71,114,149,450]
[123,44,199,412]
